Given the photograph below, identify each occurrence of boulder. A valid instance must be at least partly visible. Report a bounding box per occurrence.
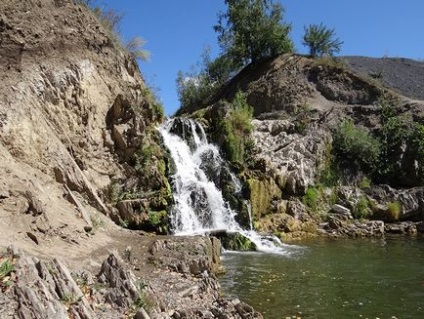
[331,204,353,219]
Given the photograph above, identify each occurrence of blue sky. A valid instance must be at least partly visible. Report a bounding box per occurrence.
[94,1,424,116]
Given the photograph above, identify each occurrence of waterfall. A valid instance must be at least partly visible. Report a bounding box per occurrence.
[158,118,297,255]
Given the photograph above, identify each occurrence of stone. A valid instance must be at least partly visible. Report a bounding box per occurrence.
[331,204,353,219]
[416,221,424,233]
[97,253,140,308]
[135,307,151,319]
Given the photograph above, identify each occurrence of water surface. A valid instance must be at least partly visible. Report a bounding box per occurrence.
[220,237,424,318]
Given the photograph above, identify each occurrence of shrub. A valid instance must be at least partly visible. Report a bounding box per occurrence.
[319,142,340,187]
[176,48,235,113]
[386,202,401,222]
[219,91,254,166]
[332,119,381,175]
[358,177,372,189]
[148,211,168,234]
[409,123,424,184]
[303,187,319,213]
[302,23,343,57]
[125,36,150,61]
[352,197,370,219]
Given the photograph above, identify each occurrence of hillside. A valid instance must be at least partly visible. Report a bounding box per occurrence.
[190,53,424,240]
[343,56,424,100]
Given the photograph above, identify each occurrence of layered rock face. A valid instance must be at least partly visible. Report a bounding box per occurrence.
[193,54,424,239]
[0,0,168,251]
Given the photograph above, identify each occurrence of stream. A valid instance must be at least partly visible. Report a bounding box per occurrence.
[220,237,424,319]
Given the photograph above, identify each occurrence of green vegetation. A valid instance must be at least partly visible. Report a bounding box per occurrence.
[387,202,401,222]
[218,92,254,167]
[247,177,281,219]
[0,258,14,291]
[303,187,319,213]
[214,0,293,66]
[60,292,82,306]
[302,23,343,57]
[176,47,235,113]
[219,232,257,251]
[333,119,381,175]
[352,197,371,219]
[148,210,168,234]
[328,95,424,188]
[177,0,294,112]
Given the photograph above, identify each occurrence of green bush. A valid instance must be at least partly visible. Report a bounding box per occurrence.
[319,142,340,187]
[358,177,372,189]
[410,123,424,184]
[148,211,168,234]
[352,197,370,219]
[219,91,254,166]
[303,187,319,213]
[176,49,235,113]
[333,119,381,175]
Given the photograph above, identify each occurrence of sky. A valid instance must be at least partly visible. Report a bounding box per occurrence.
[93,0,424,116]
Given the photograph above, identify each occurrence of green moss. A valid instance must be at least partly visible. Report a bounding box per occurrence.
[219,233,257,251]
[247,177,281,218]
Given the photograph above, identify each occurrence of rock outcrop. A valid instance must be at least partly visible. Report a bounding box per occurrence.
[0,0,169,253]
[0,236,262,319]
[187,53,424,240]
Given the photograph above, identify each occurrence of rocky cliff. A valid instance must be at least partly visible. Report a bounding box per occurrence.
[187,54,424,240]
[0,0,171,247]
[0,1,263,318]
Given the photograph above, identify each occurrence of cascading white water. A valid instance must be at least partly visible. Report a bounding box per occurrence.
[158,118,297,255]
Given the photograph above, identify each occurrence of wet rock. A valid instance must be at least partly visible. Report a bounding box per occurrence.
[211,231,257,251]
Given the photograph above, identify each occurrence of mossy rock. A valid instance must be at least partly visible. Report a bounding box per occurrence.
[247,177,282,218]
[213,231,257,251]
[147,210,168,234]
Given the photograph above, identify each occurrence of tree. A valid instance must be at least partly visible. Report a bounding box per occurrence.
[302,23,343,57]
[176,47,236,113]
[214,0,293,67]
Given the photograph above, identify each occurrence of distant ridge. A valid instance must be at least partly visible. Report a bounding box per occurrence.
[343,56,424,100]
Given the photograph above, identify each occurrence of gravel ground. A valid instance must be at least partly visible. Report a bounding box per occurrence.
[342,56,424,100]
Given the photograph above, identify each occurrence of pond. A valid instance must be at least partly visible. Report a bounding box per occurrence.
[220,237,424,319]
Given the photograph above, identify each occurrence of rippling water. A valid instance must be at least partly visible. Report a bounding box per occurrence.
[220,237,424,319]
